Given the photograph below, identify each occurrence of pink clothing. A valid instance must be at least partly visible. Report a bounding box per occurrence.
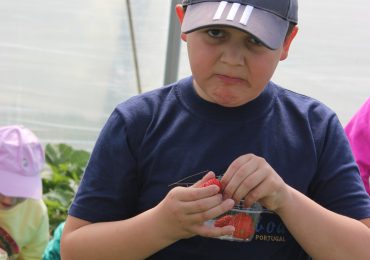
[345,98,370,195]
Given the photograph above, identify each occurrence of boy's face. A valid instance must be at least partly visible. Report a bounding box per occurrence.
[185,26,295,107]
[178,6,298,107]
[0,193,25,210]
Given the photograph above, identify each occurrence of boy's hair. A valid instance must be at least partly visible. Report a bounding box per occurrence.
[0,125,44,200]
[181,0,298,49]
[285,22,296,39]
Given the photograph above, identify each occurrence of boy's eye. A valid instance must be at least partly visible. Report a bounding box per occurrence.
[248,36,263,46]
[207,29,224,38]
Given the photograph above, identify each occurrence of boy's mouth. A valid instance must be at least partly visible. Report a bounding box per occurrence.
[216,74,245,84]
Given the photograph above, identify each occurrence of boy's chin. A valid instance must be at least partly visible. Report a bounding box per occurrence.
[213,93,256,107]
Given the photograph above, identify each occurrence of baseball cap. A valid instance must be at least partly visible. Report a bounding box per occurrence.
[181,0,298,49]
[0,125,45,200]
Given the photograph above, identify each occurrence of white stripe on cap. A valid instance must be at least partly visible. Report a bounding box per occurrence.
[213,1,227,20]
[226,3,241,21]
[239,5,254,25]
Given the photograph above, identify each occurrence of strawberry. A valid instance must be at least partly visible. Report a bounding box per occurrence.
[214,214,233,227]
[201,177,222,193]
[231,213,255,240]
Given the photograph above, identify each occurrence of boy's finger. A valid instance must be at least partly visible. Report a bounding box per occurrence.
[192,171,216,188]
[182,193,224,214]
[197,222,235,238]
[222,156,257,199]
[221,154,254,185]
[190,198,235,223]
[230,168,266,203]
[175,184,220,203]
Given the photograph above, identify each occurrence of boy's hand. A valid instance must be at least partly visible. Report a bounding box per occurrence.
[156,171,235,241]
[221,154,289,211]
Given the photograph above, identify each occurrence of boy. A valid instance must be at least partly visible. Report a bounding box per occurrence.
[0,125,49,259]
[61,1,370,259]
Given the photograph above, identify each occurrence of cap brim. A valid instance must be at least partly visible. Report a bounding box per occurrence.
[0,170,42,200]
[182,2,289,50]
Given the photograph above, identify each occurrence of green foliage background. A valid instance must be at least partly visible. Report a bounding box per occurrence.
[41,144,90,233]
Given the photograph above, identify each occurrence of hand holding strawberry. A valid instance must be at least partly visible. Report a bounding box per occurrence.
[213,212,255,240]
[201,177,223,194]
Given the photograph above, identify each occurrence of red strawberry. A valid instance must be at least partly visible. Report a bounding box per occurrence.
[201,178,222,193]
[214,214,233,227]
[231,213,255,240]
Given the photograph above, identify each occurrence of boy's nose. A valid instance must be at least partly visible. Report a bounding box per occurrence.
[220,44,245,66]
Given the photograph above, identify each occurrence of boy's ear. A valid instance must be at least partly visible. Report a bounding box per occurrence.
[175,4,187,42]
[280,25,298,61]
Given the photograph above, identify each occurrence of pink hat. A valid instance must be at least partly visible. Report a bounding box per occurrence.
[0,125,45,200]
[345,98,370,195]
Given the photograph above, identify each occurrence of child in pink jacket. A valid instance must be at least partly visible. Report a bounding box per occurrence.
[345,98,370,195]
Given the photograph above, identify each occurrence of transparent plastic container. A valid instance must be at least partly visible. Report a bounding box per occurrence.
[169,171,271,242]
[206,201,264,242]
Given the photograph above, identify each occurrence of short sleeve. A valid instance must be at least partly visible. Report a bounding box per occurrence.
[68,109,140,222]
[309,114,370,220]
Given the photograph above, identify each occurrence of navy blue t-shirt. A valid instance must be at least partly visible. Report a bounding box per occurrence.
[69,77,370,259]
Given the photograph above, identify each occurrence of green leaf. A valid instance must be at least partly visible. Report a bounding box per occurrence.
[42,143,90,233]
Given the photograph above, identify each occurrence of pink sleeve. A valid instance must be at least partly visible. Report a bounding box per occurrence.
[345,98,370,195]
